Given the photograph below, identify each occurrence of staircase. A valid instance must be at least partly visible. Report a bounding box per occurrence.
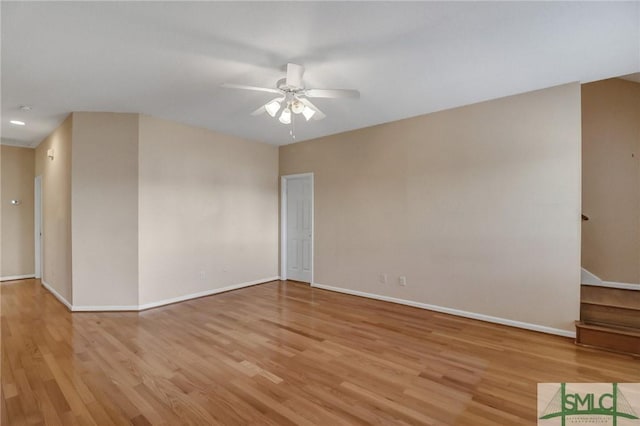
[575,284,640,356]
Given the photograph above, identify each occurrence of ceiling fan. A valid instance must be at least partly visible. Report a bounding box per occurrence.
[221,63,360,126]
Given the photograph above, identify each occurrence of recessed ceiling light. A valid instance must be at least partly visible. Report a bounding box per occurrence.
[10,120,26,126]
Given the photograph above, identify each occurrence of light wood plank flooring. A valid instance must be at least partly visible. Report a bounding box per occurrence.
[2,279,639,425]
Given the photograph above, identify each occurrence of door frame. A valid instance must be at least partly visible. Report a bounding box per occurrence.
[280,173,314,283]
[34,175,43,279]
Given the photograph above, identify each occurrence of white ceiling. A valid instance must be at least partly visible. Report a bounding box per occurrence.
[2,2,639,148]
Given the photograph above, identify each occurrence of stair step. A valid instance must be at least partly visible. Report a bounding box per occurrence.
[575,321,640,356]
[580,303,640,329]
[576,321,640,336]
[581,285,640,310]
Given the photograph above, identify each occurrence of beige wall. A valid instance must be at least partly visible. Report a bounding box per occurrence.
[35,115,73,303]
[138,115,279,305]
[581,78,640,284]
[1,146,35,278]
[280,83,582,333]
[30,112,278,309]
[71,112,139,307]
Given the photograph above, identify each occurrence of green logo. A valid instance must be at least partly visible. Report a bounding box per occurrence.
[539,383,639,426]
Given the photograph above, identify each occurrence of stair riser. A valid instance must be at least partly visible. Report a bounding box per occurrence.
[581,304,640,329]
[581,285,640,310]
[576,326,640,356]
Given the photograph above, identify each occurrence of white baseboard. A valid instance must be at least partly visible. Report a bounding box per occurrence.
[581,268,640,291]
[137,276,281,311]
[1,274,35,282]
[311,282,576,338]
[41,280,73,310]
[69,276,281,312]
[72,304,139,312]
[580,268,602,286]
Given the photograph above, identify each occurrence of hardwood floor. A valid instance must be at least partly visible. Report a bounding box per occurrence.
[2,279,639,425]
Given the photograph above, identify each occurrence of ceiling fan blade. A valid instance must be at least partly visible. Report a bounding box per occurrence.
[250,106,266,116]
[220,83,281,94]
[304,88,360,99]
[286,63,305,88]
[298,97,326,120]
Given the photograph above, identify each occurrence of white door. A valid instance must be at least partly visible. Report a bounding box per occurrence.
[34,176,43,279]
[284,175,313,283]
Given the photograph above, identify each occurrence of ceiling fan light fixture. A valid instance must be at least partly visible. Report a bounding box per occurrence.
[302,106,316,121]
[279,108,292,124]
[222,63,346,125]
[291,100,305,114]
[265,100,281,117]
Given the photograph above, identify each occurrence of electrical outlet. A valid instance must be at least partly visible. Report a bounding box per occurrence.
[379,274,388,285]
[399,276,407,286]
[200,270,206,280]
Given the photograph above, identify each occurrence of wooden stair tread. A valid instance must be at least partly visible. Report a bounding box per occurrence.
[581,300,640,311]
[575,321,640,337]
[580,302,640,329]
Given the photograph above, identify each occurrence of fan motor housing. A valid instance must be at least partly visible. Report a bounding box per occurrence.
[277,78,303,92]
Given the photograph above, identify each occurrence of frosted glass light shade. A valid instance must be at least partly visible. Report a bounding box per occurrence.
[291,100,304,114]
[265,100,281,117]
[302,106,316,121]
[279,108,292,124]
